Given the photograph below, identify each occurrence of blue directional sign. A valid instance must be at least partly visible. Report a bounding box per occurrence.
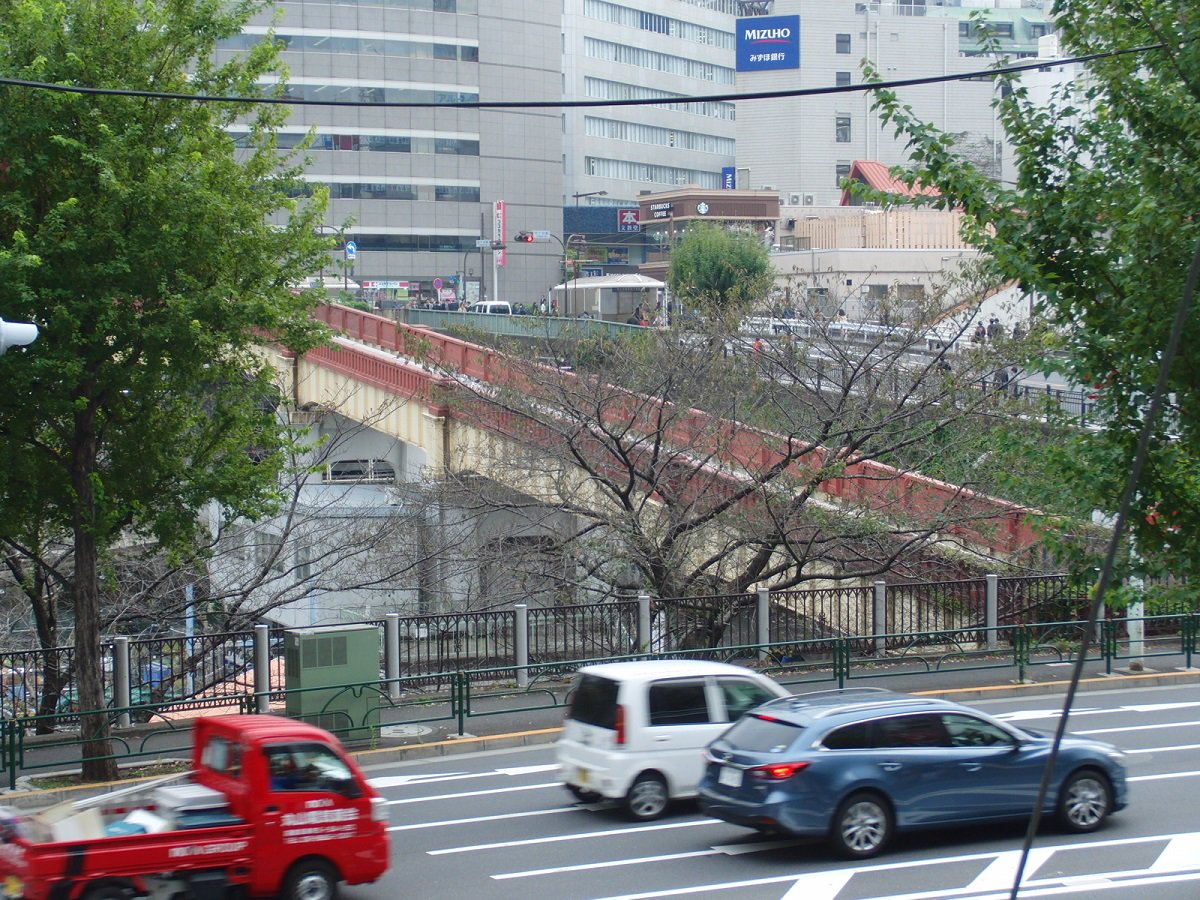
[344,241,358,260]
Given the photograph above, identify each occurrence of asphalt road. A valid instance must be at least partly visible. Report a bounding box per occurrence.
[346,680,1200,900]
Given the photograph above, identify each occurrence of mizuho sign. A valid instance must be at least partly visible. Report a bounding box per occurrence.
[736,15,800,72]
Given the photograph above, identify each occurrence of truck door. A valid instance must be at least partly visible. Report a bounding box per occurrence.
[255,741,376,895]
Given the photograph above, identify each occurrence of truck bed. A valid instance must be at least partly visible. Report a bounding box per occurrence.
[4,774,256,891]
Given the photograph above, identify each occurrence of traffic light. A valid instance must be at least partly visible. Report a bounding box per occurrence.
[0,316,38,355]
[514,231,536,243]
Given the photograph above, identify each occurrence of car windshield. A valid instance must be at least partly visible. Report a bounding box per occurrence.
[718,713,804,753]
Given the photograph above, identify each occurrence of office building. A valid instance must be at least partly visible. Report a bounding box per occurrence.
[734,0,1053,206]
[223,0,562,306]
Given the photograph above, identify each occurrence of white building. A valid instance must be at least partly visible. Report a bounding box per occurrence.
[561,0,740,208]
[733,0,1053,205]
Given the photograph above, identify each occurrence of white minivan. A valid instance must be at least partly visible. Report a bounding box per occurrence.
[556,660,789,820]
[468,300,512,315]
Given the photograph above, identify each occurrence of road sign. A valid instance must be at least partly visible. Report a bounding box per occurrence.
[533,230,551,241]
[475,239,493,248]
[432,277,444,290]
[344,240,357,259]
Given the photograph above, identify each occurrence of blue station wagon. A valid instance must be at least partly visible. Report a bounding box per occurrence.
[698,689,1128,858]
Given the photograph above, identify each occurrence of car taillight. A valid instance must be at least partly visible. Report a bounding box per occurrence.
[370,796,389,824]
[615,704,626,746]
[749,761,810,781]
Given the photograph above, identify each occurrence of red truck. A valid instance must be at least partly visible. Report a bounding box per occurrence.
[0,714,390,900]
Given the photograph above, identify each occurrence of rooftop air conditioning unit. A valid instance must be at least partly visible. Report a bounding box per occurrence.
[788,193,803,206]
[802,194,815,206]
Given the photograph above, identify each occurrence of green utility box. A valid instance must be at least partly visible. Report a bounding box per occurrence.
[285,623,380,741]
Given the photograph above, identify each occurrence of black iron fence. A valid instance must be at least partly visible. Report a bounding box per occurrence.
[0,573,1171,722]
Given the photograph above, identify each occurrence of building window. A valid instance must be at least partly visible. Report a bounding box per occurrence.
[836,71,851,87]
[835,115,851,143]
[1029,23,1048,39]
[835,162,852,185]
[959,21,971,37]
[835,33,851,54]
[991,22,1014,38]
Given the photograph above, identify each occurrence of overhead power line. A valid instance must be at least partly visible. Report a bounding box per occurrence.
[0,42,1162,110]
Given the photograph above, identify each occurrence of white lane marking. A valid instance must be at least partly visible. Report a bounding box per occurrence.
[386,781,560,805]
[496,763,559,775]
[427,817,717,855]
[994,708,1104,722]
[961,848,1055,892]
[994,700,1200,723]
[491,837,806,880]
[712,838,803,855]
[370,762,557,789]
[1076,721,1198,735]
[850,871,1200,900]
[779,870,856,900]
[492,848,719,880]
[389,805,578,832]
[1148,832,1200,872]
[591,831,1200,900]
[1121,701,1200,713]
[1128,770,1200,782]
[371,772,469,788]
[1124,743,1200,754]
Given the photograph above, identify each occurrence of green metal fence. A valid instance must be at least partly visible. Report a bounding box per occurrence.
[2,613,1195,790]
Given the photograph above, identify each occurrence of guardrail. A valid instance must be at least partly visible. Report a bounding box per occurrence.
[398,308,645,341]
[1,612,1194,789]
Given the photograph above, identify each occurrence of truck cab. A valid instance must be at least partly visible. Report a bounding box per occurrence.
[1,715,389,900]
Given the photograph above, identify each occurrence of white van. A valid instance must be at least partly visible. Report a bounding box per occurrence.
[468,300,512,315]
[556,659,789,820]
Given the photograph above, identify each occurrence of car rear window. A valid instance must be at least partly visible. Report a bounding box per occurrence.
[568,674,620,729]
[719,714,804,753]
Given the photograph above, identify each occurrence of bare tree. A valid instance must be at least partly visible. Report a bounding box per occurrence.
[431,283,1037,646]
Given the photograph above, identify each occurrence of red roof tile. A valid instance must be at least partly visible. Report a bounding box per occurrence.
[840,160,940,205]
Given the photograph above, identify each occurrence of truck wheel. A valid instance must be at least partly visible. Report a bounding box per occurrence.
[83,886,131,900]
[283,859,340,900]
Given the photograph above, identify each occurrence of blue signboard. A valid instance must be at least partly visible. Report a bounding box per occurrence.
[722,167,737,190]
[736,15,800,72]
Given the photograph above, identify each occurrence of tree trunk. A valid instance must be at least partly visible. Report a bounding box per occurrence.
[74,525,117,781]
[71,413,118,782]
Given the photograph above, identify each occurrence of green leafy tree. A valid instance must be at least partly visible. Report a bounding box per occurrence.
[861,2,1200,585]
[0,0,329,779]
[667,222,773,319]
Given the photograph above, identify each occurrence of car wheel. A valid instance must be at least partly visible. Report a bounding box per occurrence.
[567,784,602,803]
[830,791,893,859]
[282,858,340,900]
[1058,769,1112,833]
[625,772,669,820]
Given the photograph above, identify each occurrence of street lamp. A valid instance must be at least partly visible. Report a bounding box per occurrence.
[315,225,340,287]
[572,190,607,206]
[565,233,588,316]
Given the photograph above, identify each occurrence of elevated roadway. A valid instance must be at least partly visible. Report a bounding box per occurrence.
[265,304,1037,561]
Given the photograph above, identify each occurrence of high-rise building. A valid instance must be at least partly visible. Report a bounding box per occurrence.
[223,2,1051,302]
[733,0,1053,206]
[224,0,562,306]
